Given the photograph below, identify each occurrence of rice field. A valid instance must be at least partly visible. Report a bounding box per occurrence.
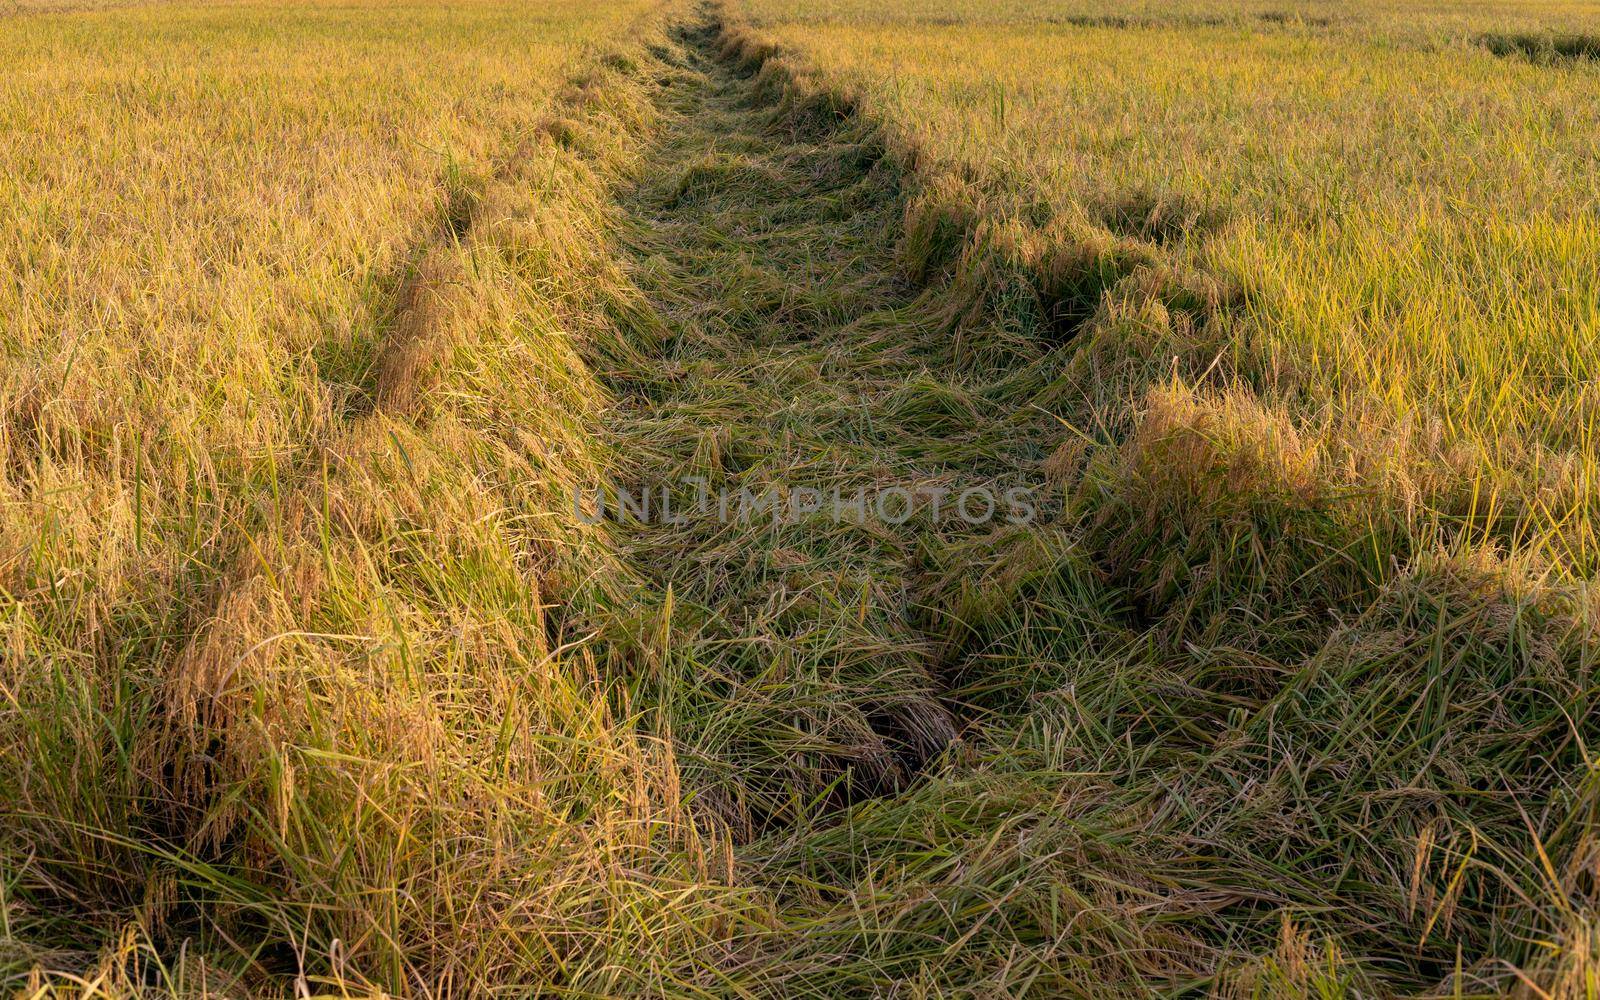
[5,0,1600,995]
[741,0,1600,568]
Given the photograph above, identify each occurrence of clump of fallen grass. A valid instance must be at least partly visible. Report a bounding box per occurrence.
[1480,29,1600,62]
[1079,382,1403,660]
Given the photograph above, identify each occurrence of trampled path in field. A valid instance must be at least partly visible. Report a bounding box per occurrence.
[581,21,1055,836]
[563,15,1600,994]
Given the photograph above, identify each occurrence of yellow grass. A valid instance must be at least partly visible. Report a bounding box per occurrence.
[1,0,626,654]
[0,2,757,994]
[9,0,1600,993]
[736,0,1600,573]
[714,0,1600,992]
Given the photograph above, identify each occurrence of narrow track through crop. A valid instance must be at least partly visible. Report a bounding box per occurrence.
[576,18,1061,838]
